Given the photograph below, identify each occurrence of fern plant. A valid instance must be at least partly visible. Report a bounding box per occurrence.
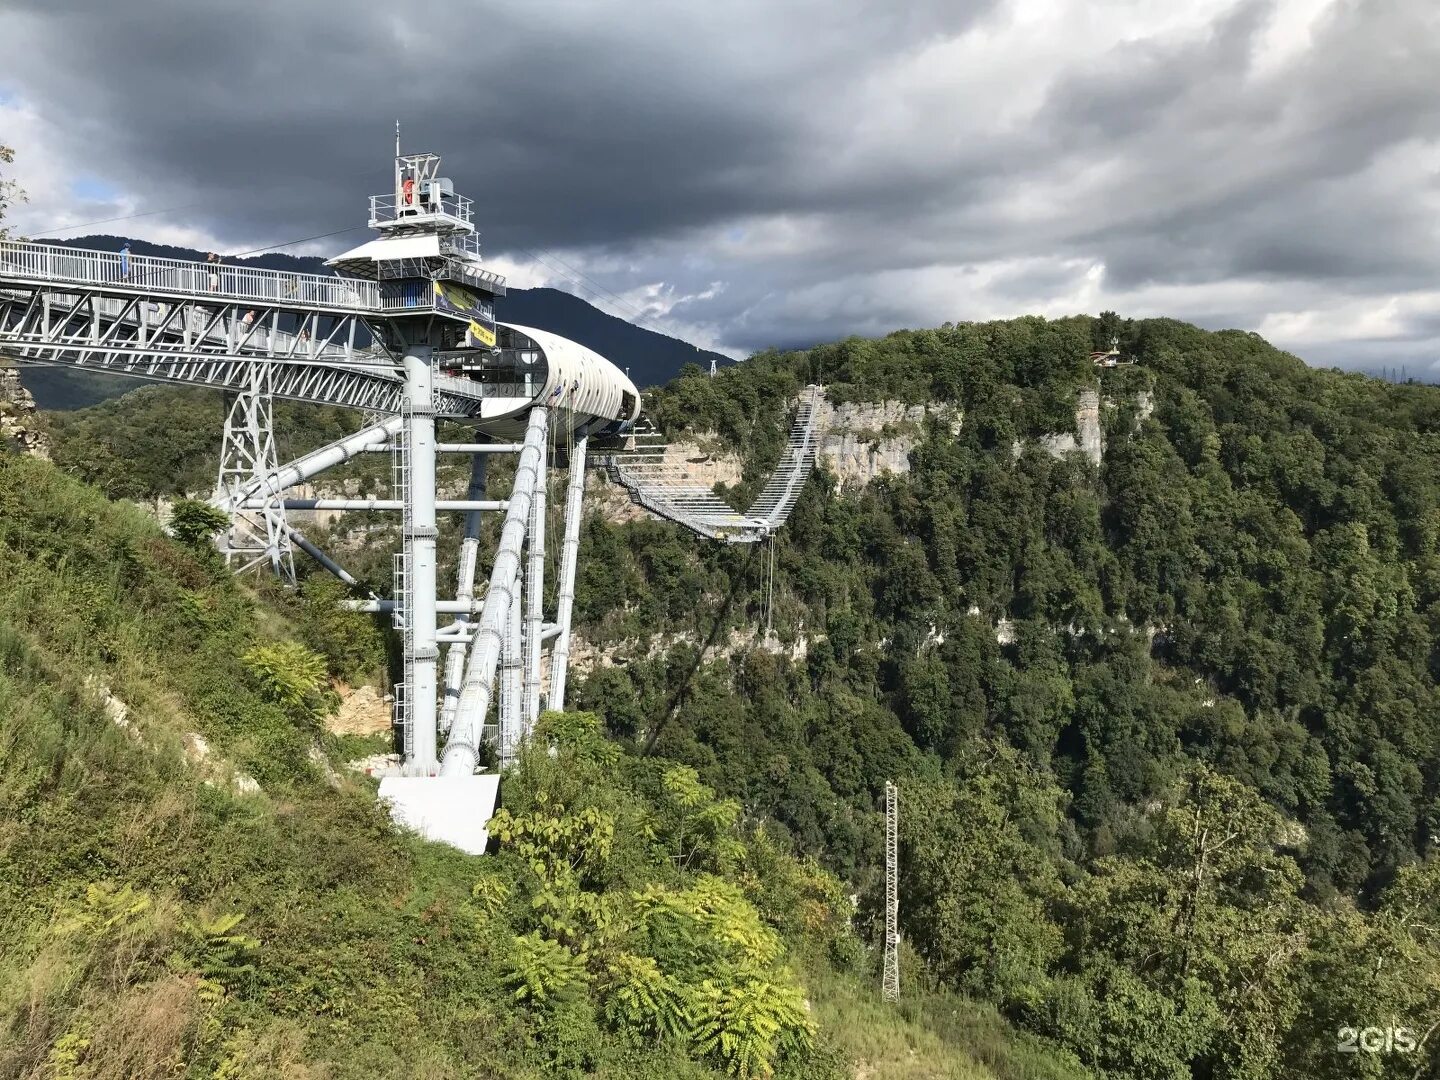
[502,931,590,1004]
[690,971,815,1078]
[601,952,694,1042]
[241,640,335,724]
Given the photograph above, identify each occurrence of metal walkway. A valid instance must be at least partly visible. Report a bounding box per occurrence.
[0,240,499,417]
[604,385,824,543]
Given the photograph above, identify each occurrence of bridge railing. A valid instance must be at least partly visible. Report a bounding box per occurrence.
[0,240,381,311]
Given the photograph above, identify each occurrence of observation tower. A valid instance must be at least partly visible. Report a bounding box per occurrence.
[0,150,641,851]
[0,148,819,853]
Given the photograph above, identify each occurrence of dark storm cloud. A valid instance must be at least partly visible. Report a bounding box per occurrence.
[1032,0,1440,292]
[0,0,998,251]
[2,0,1439,363]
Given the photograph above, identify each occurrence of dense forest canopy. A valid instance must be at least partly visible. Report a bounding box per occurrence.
[26,311,1440,1077]
[570,315,1440,1078]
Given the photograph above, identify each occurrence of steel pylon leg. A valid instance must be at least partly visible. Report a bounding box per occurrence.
[523,441,547,731]
[883,780,900,1002]
[548,434,588,711]
[439,406,549,779]
[398,346,440,775]
[500,568,523,766]
[214,357,295,584]
[440,454,488,735]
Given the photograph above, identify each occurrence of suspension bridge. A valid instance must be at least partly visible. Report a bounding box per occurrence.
[0,150,820,852]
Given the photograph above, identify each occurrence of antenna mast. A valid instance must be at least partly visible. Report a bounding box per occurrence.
[883,780,900,1002]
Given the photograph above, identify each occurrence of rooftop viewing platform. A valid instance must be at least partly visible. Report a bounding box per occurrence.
[370,152,475,236]
[369,190,474,235]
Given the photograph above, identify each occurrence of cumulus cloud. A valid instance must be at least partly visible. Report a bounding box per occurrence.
[1,0,1438,369]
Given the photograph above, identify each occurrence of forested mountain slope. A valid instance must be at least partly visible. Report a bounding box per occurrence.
[0,452,1080,1079]
[562,316,1440,1079]
[26,312,1440,1078]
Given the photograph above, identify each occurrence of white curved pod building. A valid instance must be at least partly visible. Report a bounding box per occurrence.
[445,322,641,440]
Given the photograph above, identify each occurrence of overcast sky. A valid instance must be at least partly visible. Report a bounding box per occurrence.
[1,0,1437,368]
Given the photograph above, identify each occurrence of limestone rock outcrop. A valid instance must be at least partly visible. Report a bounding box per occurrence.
[0,362,51,459]
[813,400,959,486]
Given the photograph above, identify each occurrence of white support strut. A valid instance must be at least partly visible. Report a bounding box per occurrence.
[548,434,588,711]
[440,454,488,735]
[211,415,403,513]
[503,569,524,765]
[524,440,547,731]
[438,406,549,778]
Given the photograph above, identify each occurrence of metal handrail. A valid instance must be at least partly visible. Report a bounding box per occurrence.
[0,240,380,311]
[370,191,474,230]
[434,251,506,293]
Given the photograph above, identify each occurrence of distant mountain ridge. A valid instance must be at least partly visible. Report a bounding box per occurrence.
[20,234,733,409]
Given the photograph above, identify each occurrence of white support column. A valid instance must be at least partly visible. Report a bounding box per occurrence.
[523,442,547,729]
[439,407,548,778]
[440,454,488,735]
[402,345,439,775]
[548,434,588,711]
[501,569,524,766]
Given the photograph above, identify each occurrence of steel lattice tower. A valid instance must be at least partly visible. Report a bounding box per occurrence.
[883,779,900,1003]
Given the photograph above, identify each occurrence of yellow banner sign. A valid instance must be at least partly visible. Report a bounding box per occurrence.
[468,320,497,348]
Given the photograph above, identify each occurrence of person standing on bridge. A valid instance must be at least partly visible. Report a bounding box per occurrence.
[119,242,131,282]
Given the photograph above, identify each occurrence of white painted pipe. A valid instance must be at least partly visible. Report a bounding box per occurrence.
[435,443,525,453]
[548,434,587,711]
[342,599,487,614]
[359,443,523,454]
[247,498,507,511]
[524,439,547,730]
[441,454,488,735]
[210,415,402,511]
[439,406,548,777]
[503,569,524,767]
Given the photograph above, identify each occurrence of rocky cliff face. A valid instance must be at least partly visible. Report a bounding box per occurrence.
[814,399,960,487]
[1037,389,1103,466]
[0,363,51,459]
[594,386,1152,527]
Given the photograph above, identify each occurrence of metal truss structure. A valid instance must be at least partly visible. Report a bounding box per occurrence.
[0,241,503,417]
[215,355,295,583]
[883,779,900,1003]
